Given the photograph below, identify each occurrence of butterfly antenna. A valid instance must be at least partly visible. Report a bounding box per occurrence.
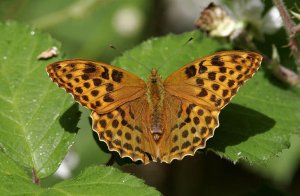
[109,44,152,72]
[184,37,194,46]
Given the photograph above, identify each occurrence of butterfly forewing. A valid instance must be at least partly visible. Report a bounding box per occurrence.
[164,51,263,110]
[47,60,146,113]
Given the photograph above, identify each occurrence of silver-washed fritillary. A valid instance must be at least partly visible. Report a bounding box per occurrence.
[47,51,262,164]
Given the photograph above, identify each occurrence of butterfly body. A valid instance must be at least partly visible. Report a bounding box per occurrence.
[47,51,262,164]
[146,69,165,142]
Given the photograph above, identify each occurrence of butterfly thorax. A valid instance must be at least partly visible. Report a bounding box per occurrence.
[146,69,165,142]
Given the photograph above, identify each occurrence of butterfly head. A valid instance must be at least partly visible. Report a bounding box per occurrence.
[149,69,162,84]
[151,68,158,76]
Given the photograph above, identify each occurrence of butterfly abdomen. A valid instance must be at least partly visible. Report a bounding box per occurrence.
[147,69,165,142]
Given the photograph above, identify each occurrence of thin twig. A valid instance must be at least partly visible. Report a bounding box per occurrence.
[292,24,300,37]
[274,0,295,34]
[272,64,300,87]
[273,0,300,72]
[262,54,300,87]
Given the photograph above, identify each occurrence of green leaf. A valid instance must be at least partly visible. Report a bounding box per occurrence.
[44,166,159,196]
[0,21,79,178]
[210,70,300,164]
[113,31,231,78]
[112,31,300,165]
[0,153,159,195]
[253,134,300,186]
[0,152,43,195]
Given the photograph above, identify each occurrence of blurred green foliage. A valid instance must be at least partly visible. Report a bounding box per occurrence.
[0,0,155,60]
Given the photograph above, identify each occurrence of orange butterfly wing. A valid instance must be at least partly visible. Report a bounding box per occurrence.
[158,51,262,162]
[47,60,146,114]
[47,60,157,163]
[91,97,156,164]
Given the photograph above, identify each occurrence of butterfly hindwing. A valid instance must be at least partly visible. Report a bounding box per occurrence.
[91,96,157,164]
[159,95,219,163]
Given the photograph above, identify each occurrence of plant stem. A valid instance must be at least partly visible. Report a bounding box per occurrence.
[32,168,40,185]
[263,54,300,87]
[273,0,300,73]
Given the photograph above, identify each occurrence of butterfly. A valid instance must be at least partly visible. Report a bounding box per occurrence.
[46,51,262,164]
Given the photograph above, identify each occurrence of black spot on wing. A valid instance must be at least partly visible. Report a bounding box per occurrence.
[81,74,89,80]
[103,94,114,102]
[101,66,109,79]
[199,65,208,74]
[93,78,102,86]
[211,55,224,66]
[83,62,97,73]
[185,65,197,78]
[112,70,123,83]
[106,83,114,92]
